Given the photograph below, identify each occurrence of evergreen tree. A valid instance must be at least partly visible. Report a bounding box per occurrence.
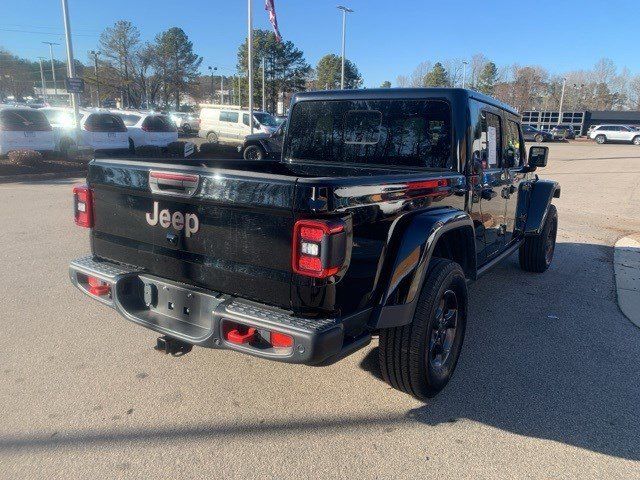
[380,80,391,88]
[476,62,499,95]
[315,54,362,90]
[423,62,449,87]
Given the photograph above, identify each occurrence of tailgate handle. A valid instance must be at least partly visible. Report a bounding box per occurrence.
[149,171,199,197]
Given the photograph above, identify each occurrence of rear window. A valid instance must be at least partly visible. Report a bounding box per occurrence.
[84,113,127,132]
[0,109,51,131]
[120,114,142,126]
[142,115,177,132]
[285,99,453,169]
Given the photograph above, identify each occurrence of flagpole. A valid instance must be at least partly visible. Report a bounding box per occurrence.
[248,0,254,134]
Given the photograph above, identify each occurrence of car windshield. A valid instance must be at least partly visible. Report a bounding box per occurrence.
[254,112,278,127]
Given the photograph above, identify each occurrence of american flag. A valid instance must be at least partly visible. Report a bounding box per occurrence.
[265,0,282,42]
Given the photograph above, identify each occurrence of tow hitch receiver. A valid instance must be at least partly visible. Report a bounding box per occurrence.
[155,335,193,356]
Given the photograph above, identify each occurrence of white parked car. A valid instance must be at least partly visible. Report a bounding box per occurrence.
[198,105,279,145]
[0,107,55,156]
[170,112,200,134]
[115,112,178,150]
[40,107,83,155]
[80,112,130,152]
[589,125,640,145]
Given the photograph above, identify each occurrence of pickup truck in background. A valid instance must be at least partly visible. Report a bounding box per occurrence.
[69,88,560,400]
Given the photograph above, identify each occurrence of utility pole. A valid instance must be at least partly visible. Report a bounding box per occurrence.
[37,57,47,102]
[42,41,60,97]
[262,57,266,112]
[208,66,216,103]
[558,77,567,125]
[60,0,80,144]
[337,6,354,90]
[221,76,225,104]
[247,0,254,133]
[90,50,100,107]
[462,61,468,89]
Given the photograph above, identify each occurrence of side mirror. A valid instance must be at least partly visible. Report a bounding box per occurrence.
[528,146,548,169]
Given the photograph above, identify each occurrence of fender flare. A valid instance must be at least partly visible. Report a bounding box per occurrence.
[371,208,476,329]
[522,180,560,236]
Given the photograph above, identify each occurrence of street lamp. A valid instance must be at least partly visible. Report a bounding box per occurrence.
[37,57,47,102]
[462,60,468,89]
[558,77,567,125]
[337,6,354,90]
[90,50,100,107]
[42,41,60,97]
[208,66,217,103]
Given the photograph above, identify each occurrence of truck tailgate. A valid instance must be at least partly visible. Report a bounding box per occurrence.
[88,159,296,309]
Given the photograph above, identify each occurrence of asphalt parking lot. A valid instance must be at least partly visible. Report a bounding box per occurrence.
[1,143,639,479]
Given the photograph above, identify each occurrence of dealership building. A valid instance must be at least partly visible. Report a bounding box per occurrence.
[521,110,640,136]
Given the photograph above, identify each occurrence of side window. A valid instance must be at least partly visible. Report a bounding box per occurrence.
[220,111,239,123]
[243,113,250,126]
[471,110,502,171]
[505,120,523,167]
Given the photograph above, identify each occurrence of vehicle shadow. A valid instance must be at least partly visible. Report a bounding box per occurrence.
[360,240,640,460]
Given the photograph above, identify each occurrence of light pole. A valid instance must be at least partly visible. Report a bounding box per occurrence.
[90,50,100,107]
[221,76,225,105]
[42,41,60,97]
[558,77,567,125]
[262,57,266,112]
[248,0,254,133]
[60,0,80,144]
[37,57,47,102]
[208,66,217,103]
[337,6,354,90]
[462,61,468,89]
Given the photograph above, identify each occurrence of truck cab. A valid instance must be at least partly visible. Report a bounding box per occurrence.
[70,89,559,400]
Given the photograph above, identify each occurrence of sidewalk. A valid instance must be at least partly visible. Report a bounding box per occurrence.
[614,234,640,328]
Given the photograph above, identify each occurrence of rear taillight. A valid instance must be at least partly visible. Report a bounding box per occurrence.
[292,219,347,278]
[73,184,93,228]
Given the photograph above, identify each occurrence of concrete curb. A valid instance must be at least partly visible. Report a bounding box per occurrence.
[0,170,86,184]
[614,234,640,328]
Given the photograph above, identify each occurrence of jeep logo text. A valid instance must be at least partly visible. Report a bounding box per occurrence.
[146,201,199,237]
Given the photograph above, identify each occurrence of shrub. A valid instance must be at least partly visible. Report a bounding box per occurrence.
[6,149,42,167]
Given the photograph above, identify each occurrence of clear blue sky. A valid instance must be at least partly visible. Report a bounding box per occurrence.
[1,0,637,86]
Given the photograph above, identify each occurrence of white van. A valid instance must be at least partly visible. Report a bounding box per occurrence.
[198,105,279,145]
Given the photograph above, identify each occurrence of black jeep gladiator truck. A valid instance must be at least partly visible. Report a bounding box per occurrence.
[70,88,559,400]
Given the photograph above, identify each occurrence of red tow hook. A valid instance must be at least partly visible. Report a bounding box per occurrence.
[225,326,257,345]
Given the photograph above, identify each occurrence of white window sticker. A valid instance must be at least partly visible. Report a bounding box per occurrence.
[487,126,497,166]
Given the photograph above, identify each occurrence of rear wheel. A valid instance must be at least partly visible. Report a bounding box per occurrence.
[534,134,544,143]
[595,134,606,144]
[206,132,218,144]
[519,204,558,273]
[243,144,265,160]
[182,124,191,134]
[378,258,467,400]
[632,136,640,146]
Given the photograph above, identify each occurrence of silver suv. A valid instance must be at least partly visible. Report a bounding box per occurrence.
[589,125,640,145]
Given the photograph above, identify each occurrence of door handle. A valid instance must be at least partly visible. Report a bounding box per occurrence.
[149,171,200,197]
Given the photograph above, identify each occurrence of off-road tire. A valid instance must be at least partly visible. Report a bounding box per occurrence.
[519,204,558,273]
[243,144,265,160]
[534,134,544,143]
[378,258,468,400]
[595,134,606,144]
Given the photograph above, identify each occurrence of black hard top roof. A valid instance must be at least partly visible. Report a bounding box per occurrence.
[292,88,519,116]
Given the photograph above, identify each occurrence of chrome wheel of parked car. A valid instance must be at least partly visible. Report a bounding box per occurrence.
[633,136,640,146]
[595,135,606,144]
[206,132,218,144]
[534,134,544,143]
[243,145,265,160]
